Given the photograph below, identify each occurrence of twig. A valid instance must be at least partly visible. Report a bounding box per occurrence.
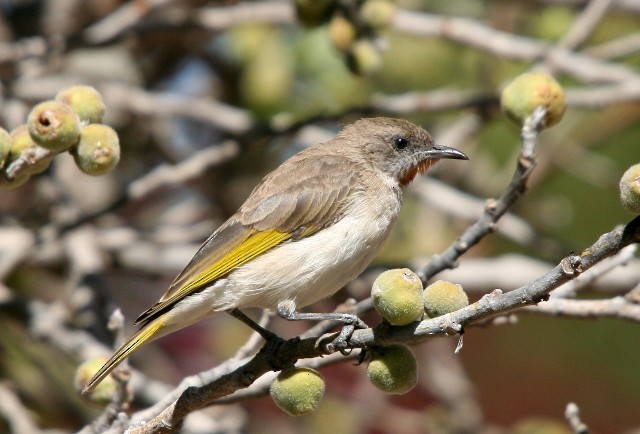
[555,0,613,51]
[418,107,546,282]
[83,0,180,44]
[102,83,254,135]
[550,244,638,298]
[565,402,590,434]
[524,296,640,322]
[0,145,55,185]
[0,382,41,434]
[585,31,640,60]
[392,8,640,84]
[108,216,640,433]
[127,141,239,200]
[194,1,294,31]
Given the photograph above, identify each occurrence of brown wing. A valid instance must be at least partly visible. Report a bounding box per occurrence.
[135,152,358,325]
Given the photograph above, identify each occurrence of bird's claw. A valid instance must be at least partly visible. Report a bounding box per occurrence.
[314,314,367,355]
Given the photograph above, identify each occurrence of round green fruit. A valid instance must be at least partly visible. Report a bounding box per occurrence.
[72,124,120,176]
[27,100,81,151]
[620,163,640,215]
[8,125,53,175]
[346,39,382,76]
[423,280,469,318]
[360,0,396,30]
[56,85,106,124]
[75,357,118,404]
[366,344,418,394]
[0,127,10,167]
[270,367,325,416]
[329,14,357,53]
[372,268,424,326]
[501,71,566,128]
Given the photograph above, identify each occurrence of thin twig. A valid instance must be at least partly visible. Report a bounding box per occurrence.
[418,107,546,282]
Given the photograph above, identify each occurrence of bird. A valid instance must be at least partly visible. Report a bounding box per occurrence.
[82,117,468,394]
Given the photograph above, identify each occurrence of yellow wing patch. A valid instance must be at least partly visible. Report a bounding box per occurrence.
[136,229,298,325]
[181,229,293,292]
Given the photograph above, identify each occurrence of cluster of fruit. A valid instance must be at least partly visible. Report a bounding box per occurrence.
[267,269,469,416]
[0,85,120,189]
[296,0,396,75]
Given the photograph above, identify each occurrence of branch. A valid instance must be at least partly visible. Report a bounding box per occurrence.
[113,215,640,432]
[392,8,640,85]
[418,107,546,282]
[565,402,590,434]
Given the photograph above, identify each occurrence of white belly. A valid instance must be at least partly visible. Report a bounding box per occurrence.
[219,194,400,312]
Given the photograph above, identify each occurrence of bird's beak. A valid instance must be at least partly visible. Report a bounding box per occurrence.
[425,144,469,160]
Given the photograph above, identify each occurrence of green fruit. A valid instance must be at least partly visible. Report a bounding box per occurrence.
[360,0,396,30]
[27,100,81,151]
[75,357,118,404]
[8,125,53,175]
[620,163,640,215]
[72,124,120,176]
[295,0,335,27]
[372,268,424,326]
[0,172,30,189]
[346,39,382,76]
[0,127,10,167]
[501,72,566,128]
[329,14,357,53]
[56,85,106,124]
[511,417,572,434]
[270,367,325,416]
[366,344,417,394]
[423,280,469,318]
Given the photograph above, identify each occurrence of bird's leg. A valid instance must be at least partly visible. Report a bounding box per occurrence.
[226,308,298,370]
[276,304,367,353]
[227,308,279,341]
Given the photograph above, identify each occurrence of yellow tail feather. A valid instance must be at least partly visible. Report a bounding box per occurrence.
[82,320,164,395]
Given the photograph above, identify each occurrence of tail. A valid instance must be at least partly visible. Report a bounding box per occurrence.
[82,319,165,395]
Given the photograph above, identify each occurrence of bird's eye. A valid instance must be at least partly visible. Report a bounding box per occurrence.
[394,137,409,150]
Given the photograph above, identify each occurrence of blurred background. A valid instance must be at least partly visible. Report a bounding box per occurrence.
[1,0,640,433]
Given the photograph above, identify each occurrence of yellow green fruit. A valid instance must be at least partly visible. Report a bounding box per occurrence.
[56,85,106,124]
[8,125,53,175]
[423,280,469,318]
[372,268,424,326]
[0,172,30,189]
[360,0,396,29]
[0,127,10,167]
[72,124,120,176]
[27,100,81,151]
[75,357,118,404]
[366,344,418,394]
[270,367,325,416]
[511,417,572,434]
[501,71,566,128]
[329,14,357,53]
[620,163,640,215]
[346,39,382,76]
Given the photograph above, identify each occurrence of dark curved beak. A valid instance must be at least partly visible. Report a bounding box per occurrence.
[426,144,469,160]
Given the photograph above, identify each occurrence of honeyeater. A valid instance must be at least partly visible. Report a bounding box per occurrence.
[82,117,468,394]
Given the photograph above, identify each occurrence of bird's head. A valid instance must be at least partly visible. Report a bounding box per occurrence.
[340,117,468,186]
